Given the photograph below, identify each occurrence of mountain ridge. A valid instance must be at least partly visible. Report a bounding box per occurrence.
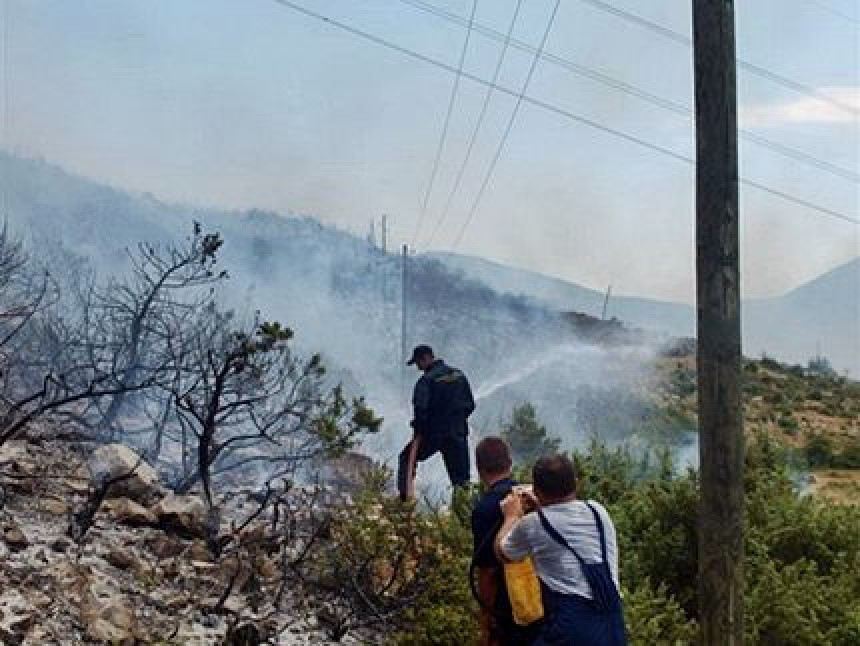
[2,150,857,376]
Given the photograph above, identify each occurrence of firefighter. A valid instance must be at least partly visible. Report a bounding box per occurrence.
[397,345,475,500]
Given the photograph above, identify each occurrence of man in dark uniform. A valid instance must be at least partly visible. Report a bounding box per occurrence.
[397,345,475,500]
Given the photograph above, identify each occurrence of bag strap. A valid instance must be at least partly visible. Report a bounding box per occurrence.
[537,501,608,565]
[585,502,609,564]
[536,507,589,567]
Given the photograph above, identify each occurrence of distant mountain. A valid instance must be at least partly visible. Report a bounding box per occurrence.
[429,252,695,337]
[430,251,859,376]
[745,258,859,376]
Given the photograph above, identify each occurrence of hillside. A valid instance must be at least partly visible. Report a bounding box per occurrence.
[1,151,856,474]
[431,252,860,376]
[0,152,664,464]
[1,153,858,645]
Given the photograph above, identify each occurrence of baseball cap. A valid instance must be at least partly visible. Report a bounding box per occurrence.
[406,345,434,366]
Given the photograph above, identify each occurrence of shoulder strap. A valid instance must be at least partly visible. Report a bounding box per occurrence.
[536,507,588,567]
[585,502,609,563]
[538,502,610,565]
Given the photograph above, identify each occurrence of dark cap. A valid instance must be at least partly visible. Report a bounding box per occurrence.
[406,345,434,366]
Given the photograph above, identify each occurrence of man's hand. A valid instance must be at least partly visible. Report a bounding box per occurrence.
[500,493,524,520]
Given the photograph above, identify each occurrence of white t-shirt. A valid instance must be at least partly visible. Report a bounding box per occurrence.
[500,500,619,599]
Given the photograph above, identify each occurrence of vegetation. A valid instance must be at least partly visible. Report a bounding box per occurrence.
[0,224,380,526]
[323,411,859,645]
[501,402,560,464]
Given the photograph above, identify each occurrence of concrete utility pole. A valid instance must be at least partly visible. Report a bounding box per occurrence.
[401,243,410,404]
[692,1,744,644]
[381,215,389,253]
[601,285,612,320]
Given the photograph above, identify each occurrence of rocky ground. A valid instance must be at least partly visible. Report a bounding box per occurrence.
[0,434,373,645]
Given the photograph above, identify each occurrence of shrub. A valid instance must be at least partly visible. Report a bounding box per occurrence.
[501,402,561,465]
[316,417,860,645]
[623,582,697,645]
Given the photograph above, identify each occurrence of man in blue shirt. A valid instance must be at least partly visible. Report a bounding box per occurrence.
[471,437,539,645]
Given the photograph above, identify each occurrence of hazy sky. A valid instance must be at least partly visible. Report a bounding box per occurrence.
[2,0,858,302]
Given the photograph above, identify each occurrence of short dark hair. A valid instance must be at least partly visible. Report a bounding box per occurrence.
[533,455,577,499]
[475,437,512,476]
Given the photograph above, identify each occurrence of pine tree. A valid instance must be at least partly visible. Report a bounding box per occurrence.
[501,403,561,465]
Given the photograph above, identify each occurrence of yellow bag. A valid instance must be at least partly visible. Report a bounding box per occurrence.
[503,557,544,625]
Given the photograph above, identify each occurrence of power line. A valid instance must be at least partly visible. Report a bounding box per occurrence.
[740,131,858,182]
[399,0,860,183]
[740,178,859,225]
[410,0,478,248]
[424,0,525,248]
[399,0,691,116]
[803,0,859,25]
[573,0,860,117]
[452,0,562,249]
[267,0,860,226]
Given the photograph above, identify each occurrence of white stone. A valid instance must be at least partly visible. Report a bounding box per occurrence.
[88,444,163,505]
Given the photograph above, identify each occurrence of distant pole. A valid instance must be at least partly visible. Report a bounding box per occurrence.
[693,1,744,644]
[601,285,612,320]
[381,215,389,253]
[401,243,409,404]
[369,219,376,248]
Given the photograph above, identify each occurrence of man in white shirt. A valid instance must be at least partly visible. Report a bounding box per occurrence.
[494,455,627,645]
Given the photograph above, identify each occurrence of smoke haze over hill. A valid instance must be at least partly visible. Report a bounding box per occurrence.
[1,152,857,492]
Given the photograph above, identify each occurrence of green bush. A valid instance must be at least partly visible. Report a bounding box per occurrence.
[623,582,697,645]
[321,420,860,645]
[501,402,561,465]
[805,435,860,469]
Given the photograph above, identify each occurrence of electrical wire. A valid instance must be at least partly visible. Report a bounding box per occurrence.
[451,0,562,249]
[424,0,525,248]
[399,0,859,183]
[573,0,860,117]
[803,0,859,26]
[268,0,860,227]
[410,0,478,248]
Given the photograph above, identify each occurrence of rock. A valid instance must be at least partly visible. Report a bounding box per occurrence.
[82,595,139,643]
[152,494,207,538]
[145,533,186,560]
[188,540,212,562]
[41,496,69,516]
[2,523,29,552]
[103,497,158,527]
[256,556,280,582]
[88,444,163,505]
[0,589,34,639]
[105,547,139,572]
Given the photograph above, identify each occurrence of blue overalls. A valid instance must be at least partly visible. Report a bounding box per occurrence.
[533,503,628,646]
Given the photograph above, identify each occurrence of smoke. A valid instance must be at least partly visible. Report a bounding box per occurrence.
[0,153,717,497]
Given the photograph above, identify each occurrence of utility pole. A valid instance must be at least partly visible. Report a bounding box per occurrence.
[693,2,744,644]
[381,215,389,253]
[368,219,377,249]
[401,244,410,404]
[601,285,612,320]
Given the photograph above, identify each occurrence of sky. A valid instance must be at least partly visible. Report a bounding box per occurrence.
[1,0,858,303]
